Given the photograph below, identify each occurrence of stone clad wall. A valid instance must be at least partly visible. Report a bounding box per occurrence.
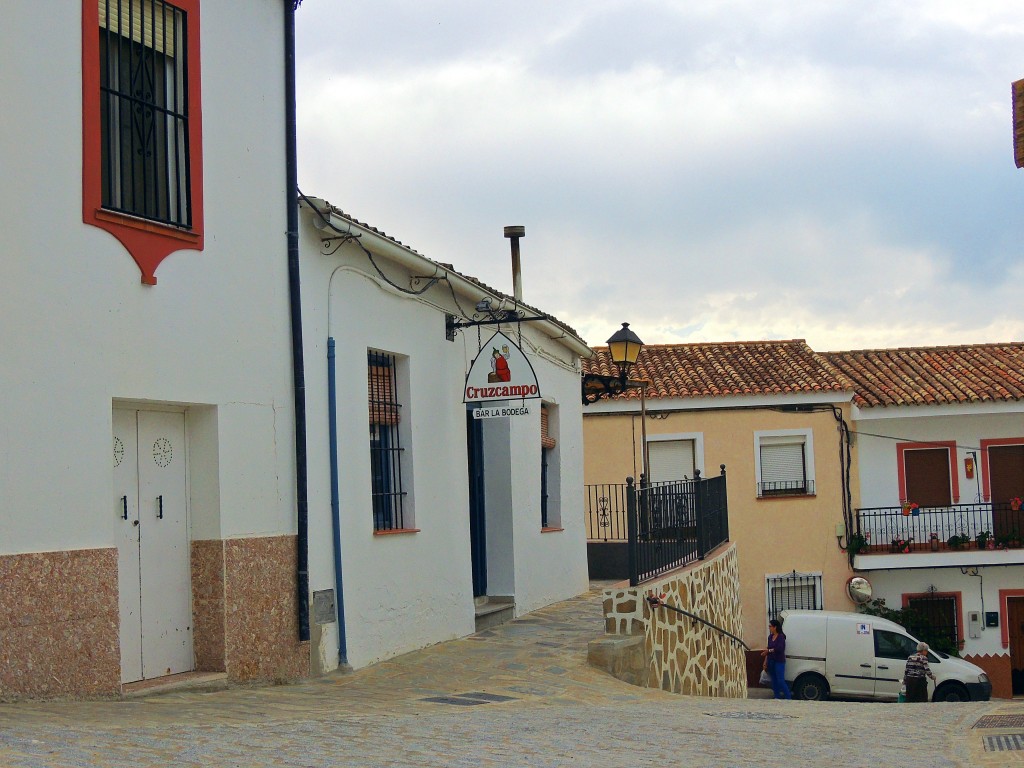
[594,544,747,698]
[0,549,121,700]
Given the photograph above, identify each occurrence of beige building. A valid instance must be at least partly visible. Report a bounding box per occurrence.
[583,340,860,659]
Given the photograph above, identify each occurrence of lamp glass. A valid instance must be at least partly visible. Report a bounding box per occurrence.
[606,323,644,368]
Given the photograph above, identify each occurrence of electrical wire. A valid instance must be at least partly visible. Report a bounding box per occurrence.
[299,188,443,298]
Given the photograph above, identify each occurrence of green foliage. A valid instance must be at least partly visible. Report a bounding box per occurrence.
[846,532,870,555]
[857,598,960,657]
[946,533,969,549]
[995,529,1022,549]
[858,598,909,625]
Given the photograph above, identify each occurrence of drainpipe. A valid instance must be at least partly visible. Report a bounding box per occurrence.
[327,338,347,662]
[285,0,310,642]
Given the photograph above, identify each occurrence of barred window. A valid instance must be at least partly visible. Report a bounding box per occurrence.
[904,592,961,656]
[368,351,406,531]
[540,404,560,528]
[766,571,823,623]
[99,0,191,227]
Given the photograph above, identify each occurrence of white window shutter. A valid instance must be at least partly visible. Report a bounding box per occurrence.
[647,440,695,482]
[760,442,805,485]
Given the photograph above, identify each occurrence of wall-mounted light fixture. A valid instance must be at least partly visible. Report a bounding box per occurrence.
[582,323,644,405]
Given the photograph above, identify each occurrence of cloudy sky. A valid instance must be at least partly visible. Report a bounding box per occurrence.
[295,1,1024,352]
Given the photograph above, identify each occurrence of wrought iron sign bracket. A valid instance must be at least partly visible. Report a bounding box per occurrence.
[319,232,361,256]
[445,311,547,341]
[581,372,628,405]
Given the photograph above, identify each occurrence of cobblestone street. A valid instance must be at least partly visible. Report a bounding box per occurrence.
[0,585,1019,767]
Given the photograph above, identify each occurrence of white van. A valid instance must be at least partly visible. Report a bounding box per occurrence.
[779,610,992,702]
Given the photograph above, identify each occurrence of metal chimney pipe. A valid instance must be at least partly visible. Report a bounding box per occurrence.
[504,225,525,302]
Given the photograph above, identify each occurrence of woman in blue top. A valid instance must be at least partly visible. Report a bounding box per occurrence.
[761,619,793,699]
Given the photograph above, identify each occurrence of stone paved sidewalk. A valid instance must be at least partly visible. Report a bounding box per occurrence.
[0,583,1018,767]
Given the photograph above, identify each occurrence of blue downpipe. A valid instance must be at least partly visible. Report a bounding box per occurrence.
[328,338,348,663]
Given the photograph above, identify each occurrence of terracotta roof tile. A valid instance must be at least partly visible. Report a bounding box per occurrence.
[583,339,851,401]
[823,343,1024,407]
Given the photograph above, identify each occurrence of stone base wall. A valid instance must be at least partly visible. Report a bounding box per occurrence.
[193,535,310,683]
[1,536,310,700]
[191,540,227,672]
[595,544,747,698]
[221,535,309,682]
[0,548,121,700]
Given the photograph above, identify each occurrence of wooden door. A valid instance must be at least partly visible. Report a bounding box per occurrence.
[114,409,192,683]
[137,410,191,679]
[113,409,143,683]
[466,410,486,598]
[1010,597,1024,696]
[989,446,1024,538]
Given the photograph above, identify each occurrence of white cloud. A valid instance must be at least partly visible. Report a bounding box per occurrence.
[296,0,1024,351]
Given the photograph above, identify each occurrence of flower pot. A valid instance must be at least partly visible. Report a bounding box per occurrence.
[912,508,920,516]
[930,538,939,552]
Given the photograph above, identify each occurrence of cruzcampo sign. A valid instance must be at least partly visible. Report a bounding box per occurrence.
[463,331,541,404]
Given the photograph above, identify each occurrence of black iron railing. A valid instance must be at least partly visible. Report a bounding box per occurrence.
[854,502,1024,553]
[646,594,750,650]
[757,479,815,498]
[625,467,730,586]
[585,482,632,542]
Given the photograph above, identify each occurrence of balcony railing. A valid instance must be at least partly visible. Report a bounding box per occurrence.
[855,502,1024,553]
[585,469,730,585]
[757,479,815,498]
[585,482,632,542]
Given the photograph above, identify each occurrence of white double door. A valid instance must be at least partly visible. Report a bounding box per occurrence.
[113,408,192,683]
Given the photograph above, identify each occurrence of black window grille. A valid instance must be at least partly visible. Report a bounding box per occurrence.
[758,479,815,497]
[368,351,405,531]
[99,0,191,227]
[541,447,550,527]
[904,593,960,656]
[767,571,822,622]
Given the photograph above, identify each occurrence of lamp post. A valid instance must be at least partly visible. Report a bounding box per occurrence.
[581,322,650,490]
[581,323,644,405]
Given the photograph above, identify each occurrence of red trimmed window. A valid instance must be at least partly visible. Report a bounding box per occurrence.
[896,442,959,506]
[83,0,204,285]
[901,591,963,656]
[980,438,1024,503]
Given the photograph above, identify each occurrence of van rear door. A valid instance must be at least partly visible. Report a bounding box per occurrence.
[825,617,875,697]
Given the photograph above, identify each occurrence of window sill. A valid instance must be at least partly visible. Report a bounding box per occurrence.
[541,526,564,533]
[95,208,200,243]
[373,528,421,536]
[756,494,817,501]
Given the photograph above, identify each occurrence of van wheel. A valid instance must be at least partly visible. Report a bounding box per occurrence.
[793,673,830,701]
[933,682,969,702]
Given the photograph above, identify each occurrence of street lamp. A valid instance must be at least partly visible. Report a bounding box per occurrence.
[582,323,645,405]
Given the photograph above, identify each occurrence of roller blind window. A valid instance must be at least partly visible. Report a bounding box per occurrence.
[759,438,808,497]
[647,440,695,483]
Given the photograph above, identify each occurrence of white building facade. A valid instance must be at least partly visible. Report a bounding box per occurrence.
[2,1,594,700]
[298,199,592,672]
[1,1,307,698]
[827,346,1024,700]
